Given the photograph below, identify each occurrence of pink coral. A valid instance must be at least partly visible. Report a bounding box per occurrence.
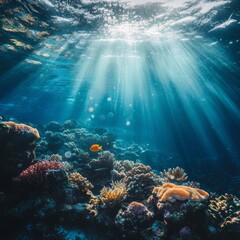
[115,201,153,235]
[19,160,65,184]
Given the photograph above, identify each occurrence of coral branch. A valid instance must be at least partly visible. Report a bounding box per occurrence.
[160,167,188,183]
[19,160,65,185]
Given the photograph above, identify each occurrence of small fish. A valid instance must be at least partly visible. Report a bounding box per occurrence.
[90,144,102,152]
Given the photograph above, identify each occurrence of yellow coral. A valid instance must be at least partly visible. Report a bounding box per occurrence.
[87,195,100,216]
[68,172,93,193]
[208,193,240,230]
[100,181,127,206]
[152,183,209,202]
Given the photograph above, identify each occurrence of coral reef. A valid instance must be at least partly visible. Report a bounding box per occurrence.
[151,183,209,203]
[148,191,210,239]
[87,194,100,216]
[208,193,240,234]
[19,160,67,187]
[36,122,116,161]
[0,121,40,190]
[1,119,240,240]
[115,201,153,238]
[111,160,135,181]
[68,172,93,194]
[124,163,161,201]
[100,181,127,207]
[160,166,188,183]
[113,160,135,173]
[60,173,93,205]
[62,120,78,130]
[86,151,116,191]
[2,121,40,139]
[45,121,62,132]
[146,182,211,238]
[88,151,115,170]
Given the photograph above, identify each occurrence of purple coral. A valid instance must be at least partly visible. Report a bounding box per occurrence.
[127,201,153,218]
[115,201,153,236]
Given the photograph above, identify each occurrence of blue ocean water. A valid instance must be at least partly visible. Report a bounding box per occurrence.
[0,0,240,192]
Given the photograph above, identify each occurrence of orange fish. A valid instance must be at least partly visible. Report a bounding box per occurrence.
[90,144,102,152]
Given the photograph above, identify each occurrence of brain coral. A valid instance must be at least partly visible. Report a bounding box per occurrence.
[152,183,209,202]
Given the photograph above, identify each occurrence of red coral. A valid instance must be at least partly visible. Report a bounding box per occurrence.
[19,160,65,184]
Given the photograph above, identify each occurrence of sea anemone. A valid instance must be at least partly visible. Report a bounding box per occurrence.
[100,181,127,207]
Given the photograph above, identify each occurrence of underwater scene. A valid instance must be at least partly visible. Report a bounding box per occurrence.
[0,0,240,239]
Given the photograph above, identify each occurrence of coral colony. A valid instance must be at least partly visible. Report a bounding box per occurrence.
[0,120,240,239]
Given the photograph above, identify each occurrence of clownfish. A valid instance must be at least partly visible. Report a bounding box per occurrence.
[90,144,102,152]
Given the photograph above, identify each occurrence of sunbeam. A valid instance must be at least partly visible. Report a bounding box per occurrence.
[69,26,240,162]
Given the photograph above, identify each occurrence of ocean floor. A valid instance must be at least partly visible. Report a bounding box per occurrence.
[0,119,240,240]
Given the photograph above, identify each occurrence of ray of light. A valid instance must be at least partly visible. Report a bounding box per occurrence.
[69,27,240,162]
